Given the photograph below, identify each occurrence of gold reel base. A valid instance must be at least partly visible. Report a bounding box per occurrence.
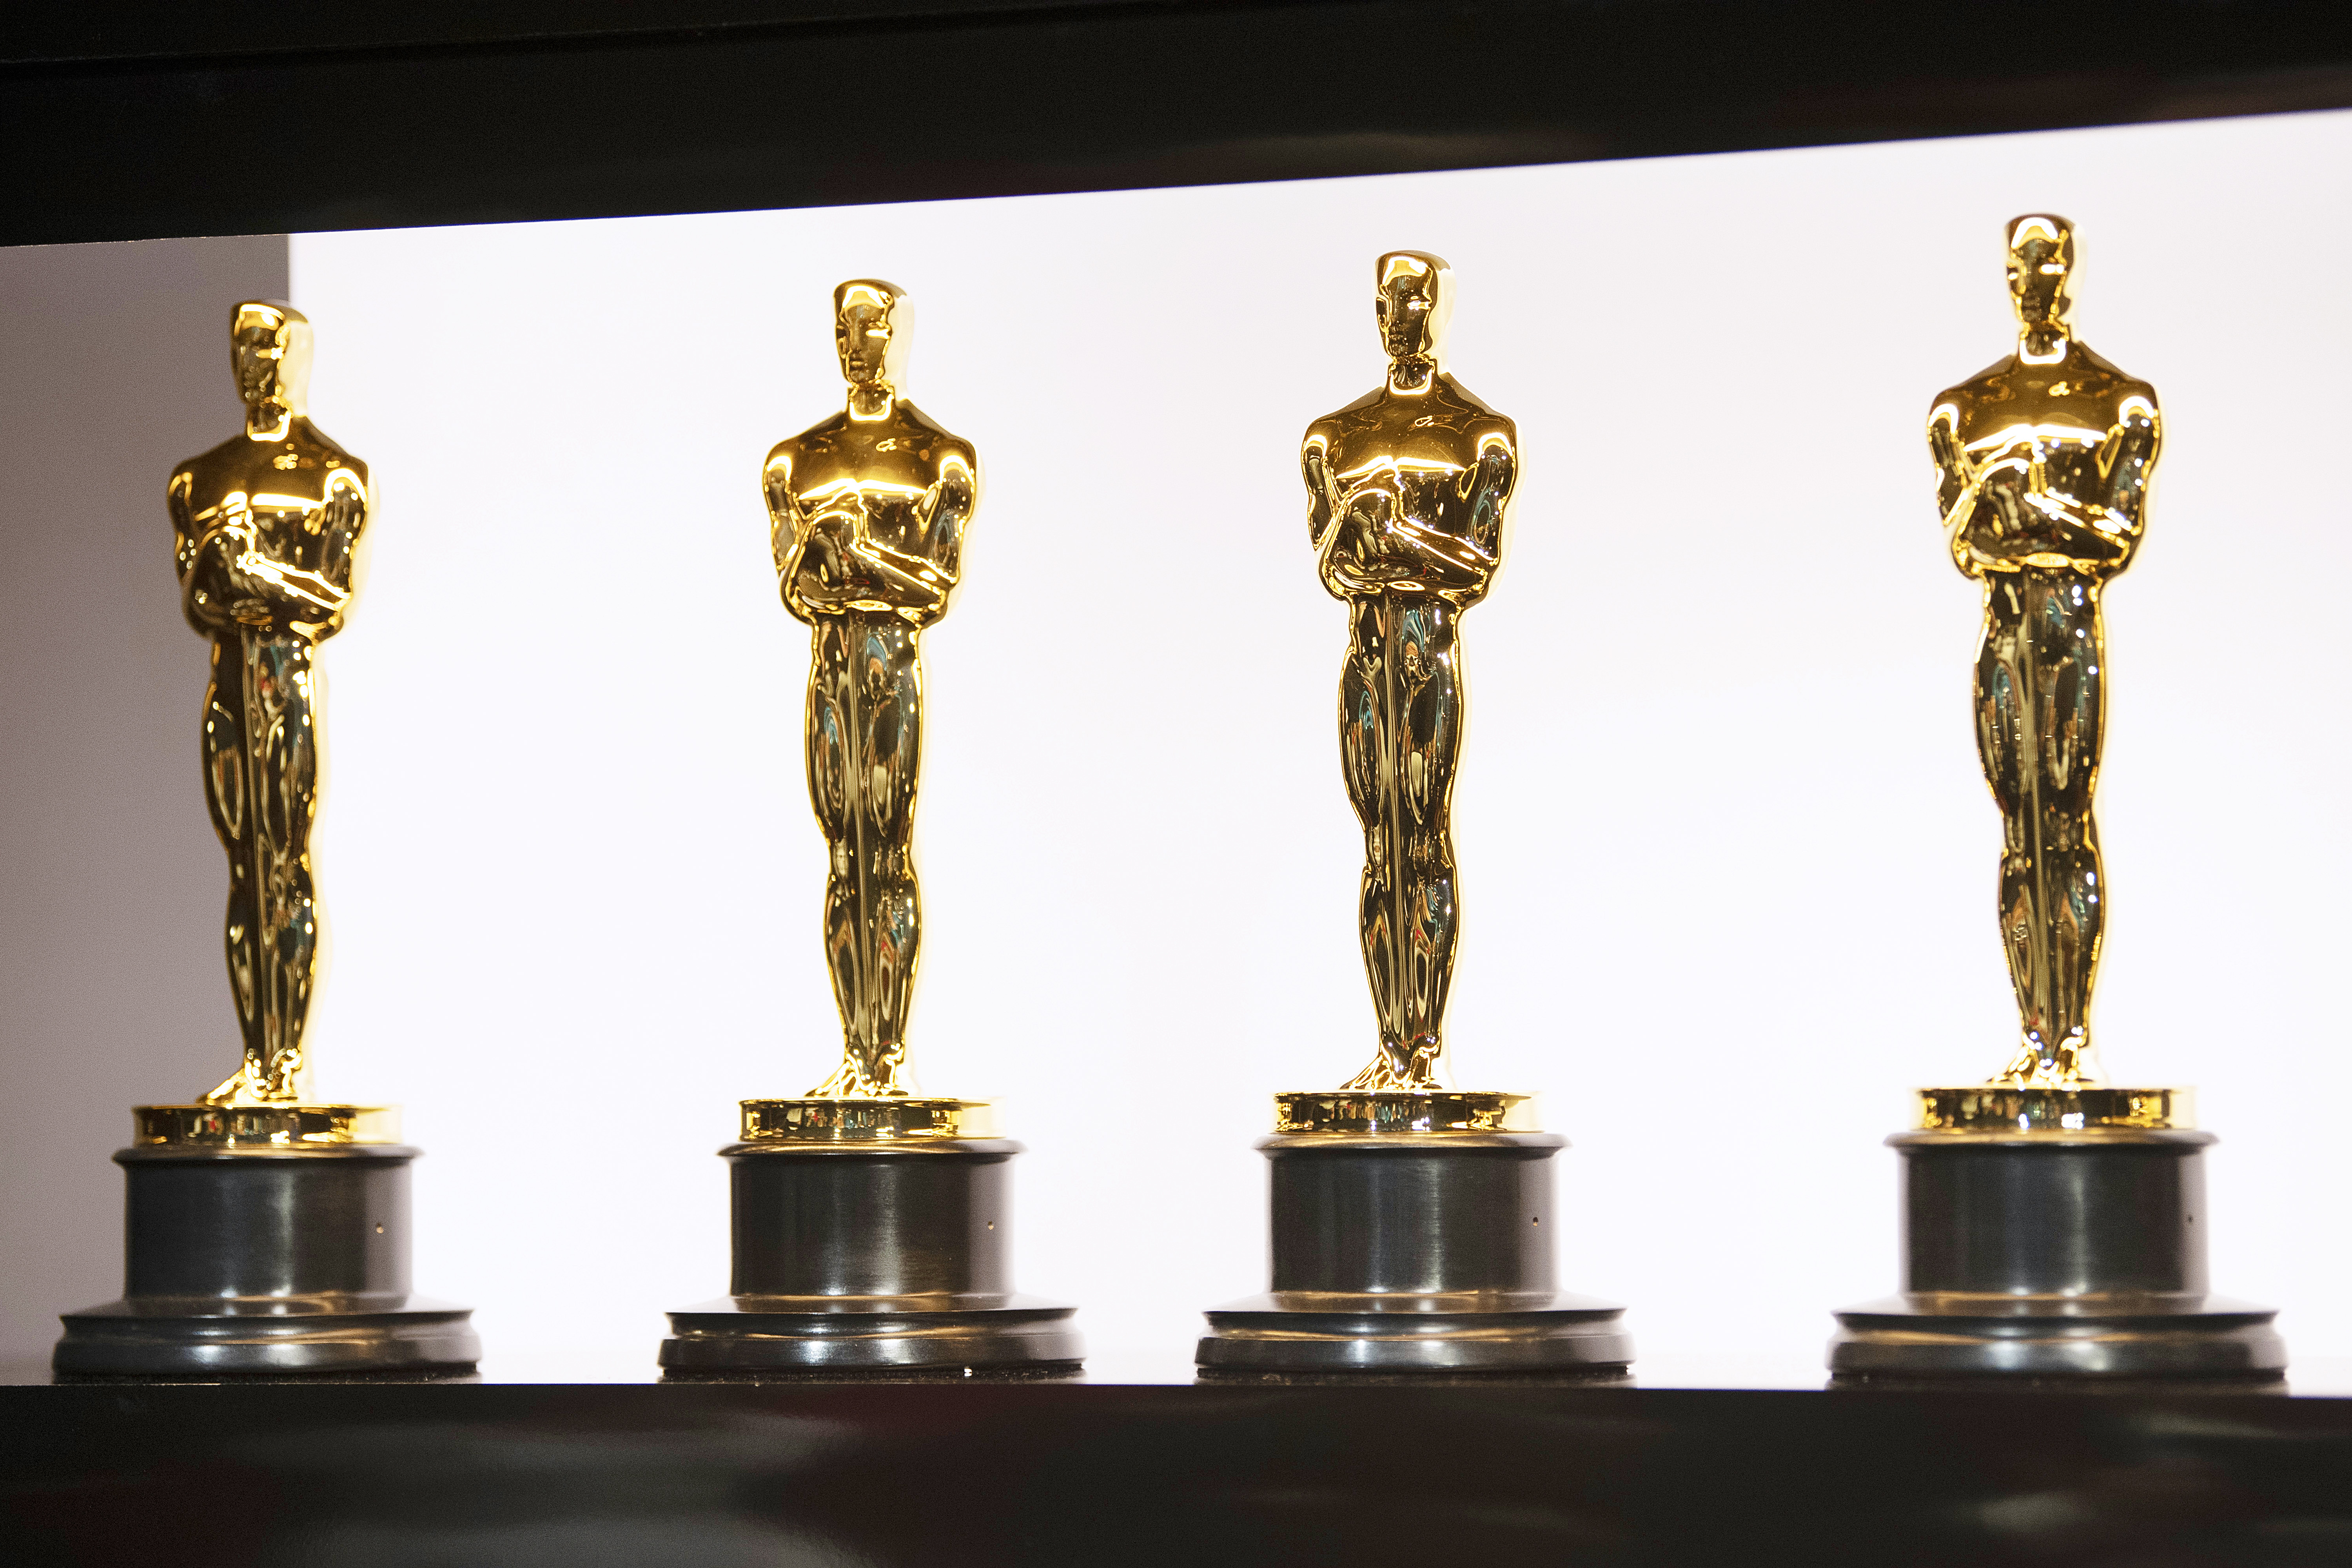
[133,1103,402,1147]
[1914,1085,2192,1134]
[739,1097,998,1143]
[1273,1090,1538,1136]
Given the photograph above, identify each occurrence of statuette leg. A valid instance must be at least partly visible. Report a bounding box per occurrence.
[805,610,922,1097]
[1979,570,2105,1087]
[1339,593,1459,1092]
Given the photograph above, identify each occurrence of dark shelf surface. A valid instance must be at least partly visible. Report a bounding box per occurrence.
[6,0,2352,247]
[7,1374,2352,1565]
[4,0,1169,65]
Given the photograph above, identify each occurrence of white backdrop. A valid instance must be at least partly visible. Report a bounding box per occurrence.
[289,108,2352,1380]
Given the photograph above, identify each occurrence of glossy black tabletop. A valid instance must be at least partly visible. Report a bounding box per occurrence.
[6,1376,2350,1566]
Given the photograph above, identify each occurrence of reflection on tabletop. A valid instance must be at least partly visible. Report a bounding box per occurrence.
[16,1350,2351,1392]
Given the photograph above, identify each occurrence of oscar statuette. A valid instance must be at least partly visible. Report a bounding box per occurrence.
[1829,218,2285,1384]
[1195,252,1633,1379]
[54,302,479,1377]
[660,281,1082,1377]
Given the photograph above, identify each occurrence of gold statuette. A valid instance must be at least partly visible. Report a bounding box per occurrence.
[57,299,475,1379]
[1195,252,1626,1379]
[1926,214,2171,1131]
[1285,251,1529,1135]
[660,286,1080,1374]
[147,301,391,1146]
[1826,217,2276,1386]
[748,280,985,1142]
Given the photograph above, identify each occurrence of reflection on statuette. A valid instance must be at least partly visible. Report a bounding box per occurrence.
[1302,251,1517,1096]
[169,301,371,1110]
[1928,215,2160,1092]
[763,280,979,1103]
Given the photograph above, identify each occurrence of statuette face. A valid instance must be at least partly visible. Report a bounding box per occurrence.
[1929,216,2161,1091]
[833,278,911,394]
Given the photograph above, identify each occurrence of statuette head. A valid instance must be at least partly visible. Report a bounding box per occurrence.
[1375,251,1452,391]
[2004,214,2076,338]
[230,299,312,419]
[834,278,912,401]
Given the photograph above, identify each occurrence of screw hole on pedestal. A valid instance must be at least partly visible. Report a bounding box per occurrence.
[374,1225,385,1234]
[987,1221,995,1229]
[1532,1216,1540,1225]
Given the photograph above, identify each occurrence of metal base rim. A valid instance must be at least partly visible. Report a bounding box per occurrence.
[54,1298,479,1377]
[1826,1371,2288,1395]
[1196,1365,1638,1387]
[660,1295,1083,1372]
[1198,1291,1633,1374]
[1829,1294,2287,1379]
[660,1361,1085,1384]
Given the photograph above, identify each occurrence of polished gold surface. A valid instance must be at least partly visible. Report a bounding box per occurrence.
[148,301,387,1143]
[761,280,981,1128]
[739,1097,998,1142]
[134,1103,402,1147]
[1929,216,2161,1095]
[1281,252,1523,1132]
[1275,1091,1537,1136]
[1913,1085,2187,1134]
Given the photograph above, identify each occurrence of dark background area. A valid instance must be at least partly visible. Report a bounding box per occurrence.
[6,0,2352,245]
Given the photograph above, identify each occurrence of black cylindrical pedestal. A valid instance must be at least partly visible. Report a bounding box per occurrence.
[660,1139,1082,1375]
[54,1145,480,1377]
[1830,1130,2285,1382]
[1197,1132,1632,1377]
